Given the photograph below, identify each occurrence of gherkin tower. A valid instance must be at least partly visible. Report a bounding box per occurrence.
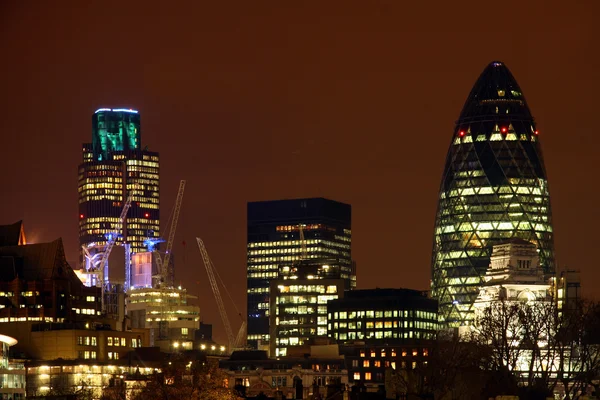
[431,61,555,327]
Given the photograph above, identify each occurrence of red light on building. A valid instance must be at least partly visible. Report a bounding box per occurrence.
[459,131,465,137]
[534,130,539,135]
[144,213,150,218]
[79,214,84,219]
[501,127,507,133]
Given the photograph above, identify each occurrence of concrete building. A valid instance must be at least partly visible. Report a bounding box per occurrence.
[474,239,553,314]
[127,286,200,351]
[219,347,347,399]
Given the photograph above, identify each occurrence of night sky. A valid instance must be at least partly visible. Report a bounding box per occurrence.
[1,1,598,343]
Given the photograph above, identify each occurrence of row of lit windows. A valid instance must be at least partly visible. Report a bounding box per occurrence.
[73,308,99,315]
[278,305,328,315]
[248,272,279,279]
[138,173,159,180]
[331,320,437,330]
[333,330,435,340]
[78,351,97,360]
[329,310,437,320]
[83,164,122,171]
[107,337,128,346]
[279,285,339,294]
[77,336,98,346]
[445,185,545,197]
[0,317,57,323]
[126,160,159,168]
[454,133,538,145]
[247,287,270,294]
[249,240,326,248]
[276,294,338,306]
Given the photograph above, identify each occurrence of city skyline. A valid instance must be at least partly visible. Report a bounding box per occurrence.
[1,1,598,343]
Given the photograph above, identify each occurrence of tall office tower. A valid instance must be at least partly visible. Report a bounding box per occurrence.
[247,198,353,349]
[78,108,160,272]
[431,62,555,327]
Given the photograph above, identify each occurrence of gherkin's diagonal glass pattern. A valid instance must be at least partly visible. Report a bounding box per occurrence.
[431,61,555,327]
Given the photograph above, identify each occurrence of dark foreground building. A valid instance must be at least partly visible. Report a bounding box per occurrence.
[247,198,354,349]
[431,61,555,327]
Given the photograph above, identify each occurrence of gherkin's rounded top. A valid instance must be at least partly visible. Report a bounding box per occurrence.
[458,61,532,123]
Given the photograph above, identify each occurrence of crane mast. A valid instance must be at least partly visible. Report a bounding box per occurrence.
[299,224,308,260]
[196,238,246,352]
[155,180,186,287]
[84,194,133,313]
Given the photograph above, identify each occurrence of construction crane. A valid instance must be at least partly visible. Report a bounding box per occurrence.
[196,237,246,352]
[298,224,308,260]
[82,194,133,313]
[154,180,186,288]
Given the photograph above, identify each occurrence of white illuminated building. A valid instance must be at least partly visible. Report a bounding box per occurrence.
[474,238,552,313]
[127,286,200,351]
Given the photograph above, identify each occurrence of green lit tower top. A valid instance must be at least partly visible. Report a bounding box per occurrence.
[431,61,555,328]
[92,108,141,160]
[79,108,160,267]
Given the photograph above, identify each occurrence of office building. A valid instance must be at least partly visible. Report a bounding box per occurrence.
[78,108,160,270]
[327,289,438,392]
[0,334,25,400]
[327,289,438,343]
[247,198,353,349]
[270,258,349,357]
[127,287,200,351]
[431,61,555,327]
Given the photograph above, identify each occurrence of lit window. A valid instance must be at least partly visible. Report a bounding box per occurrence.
[353,372,360,380]
[365,372,372,381]
[363,360,370,367]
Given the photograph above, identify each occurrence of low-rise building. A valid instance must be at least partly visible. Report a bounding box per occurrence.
[0,334,25,400]
[327,288,438,392]
[127,286,200,351]
[220,347,347,399]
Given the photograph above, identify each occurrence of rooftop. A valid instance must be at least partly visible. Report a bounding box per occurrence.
[458,61,533,123]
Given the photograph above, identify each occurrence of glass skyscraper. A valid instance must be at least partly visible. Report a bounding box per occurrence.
[431,62,555,327]
[78,108,160,266]
[247,198,354,349]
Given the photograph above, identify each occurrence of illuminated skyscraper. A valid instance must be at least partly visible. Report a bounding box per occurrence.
[78,108,160,268]
[431,62,555,327]
[247,198,354,349]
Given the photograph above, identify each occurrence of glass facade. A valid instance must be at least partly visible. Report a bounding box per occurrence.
[247,198,353,349]
[270,258,349,357]
[79,109,160,266]
[327,289,438,342]
[431,61,555,327]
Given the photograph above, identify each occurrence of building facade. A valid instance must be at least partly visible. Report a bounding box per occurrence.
[0,235,102,327]
[270,258,349,357]
[473,239,553,316]
[431,61,555,328]
[327,289,438,392]
[220,349,347,399]
[78,108,160,269]
[127,287,200,351]
[247,198,353,349]
[327,289,438,343]
[0,334,25,400]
